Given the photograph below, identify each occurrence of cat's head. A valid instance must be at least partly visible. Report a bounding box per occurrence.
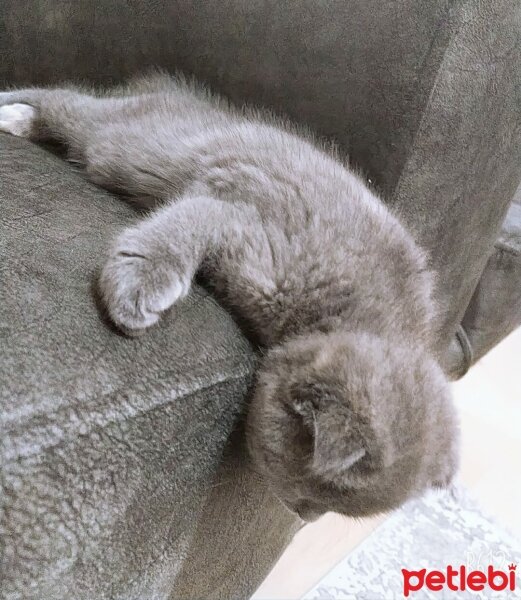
[247,330,458,521]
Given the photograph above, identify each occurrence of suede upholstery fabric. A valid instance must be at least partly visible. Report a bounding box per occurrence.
[1,1,520,598]
[444,196,521,378]
[451,186,521,375]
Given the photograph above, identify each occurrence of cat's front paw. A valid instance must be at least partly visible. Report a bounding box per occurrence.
[99,231,191,334]
[0,103,36,137]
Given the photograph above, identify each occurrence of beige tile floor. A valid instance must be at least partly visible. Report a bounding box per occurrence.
[253,328,521,600]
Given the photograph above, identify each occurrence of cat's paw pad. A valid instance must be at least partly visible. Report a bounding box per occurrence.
[99,245,191,334]
[0,103,36,137]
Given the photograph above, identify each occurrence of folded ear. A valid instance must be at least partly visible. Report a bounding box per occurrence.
[289,382,367,478]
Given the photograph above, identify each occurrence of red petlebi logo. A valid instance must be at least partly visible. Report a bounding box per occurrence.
[402,563,516,597]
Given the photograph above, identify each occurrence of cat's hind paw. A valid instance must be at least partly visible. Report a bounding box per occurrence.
[99,237,192,334]
[0,103,36,137]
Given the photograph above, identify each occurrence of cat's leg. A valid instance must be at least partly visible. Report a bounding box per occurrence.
[0,87,187,201]
[0,88,130,160]
[99,195,257,333]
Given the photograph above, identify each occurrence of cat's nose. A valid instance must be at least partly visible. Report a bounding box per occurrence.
[296,507,320,522]
[293,501,321,522]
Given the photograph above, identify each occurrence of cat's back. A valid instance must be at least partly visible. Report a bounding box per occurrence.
[131,76,437,345]
[203,121,436,346]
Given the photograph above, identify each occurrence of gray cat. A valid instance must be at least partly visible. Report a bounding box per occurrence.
[0,74,458,522]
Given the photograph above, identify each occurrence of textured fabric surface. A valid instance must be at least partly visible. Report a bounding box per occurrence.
[462,186,521,364]
[0,134,276,599]
[445,185,521,377]
[1,1,521,598]
[389,0,521,354]
[303,486,521,599]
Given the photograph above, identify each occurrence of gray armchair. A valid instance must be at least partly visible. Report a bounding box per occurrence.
[1,1,520,598]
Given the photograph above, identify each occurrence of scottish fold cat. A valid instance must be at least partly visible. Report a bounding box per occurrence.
[0,74,458,521]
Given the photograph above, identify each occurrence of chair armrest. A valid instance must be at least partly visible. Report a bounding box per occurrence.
[0,134,255,598]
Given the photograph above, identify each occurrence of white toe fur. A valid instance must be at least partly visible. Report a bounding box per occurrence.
[0,103,36,137]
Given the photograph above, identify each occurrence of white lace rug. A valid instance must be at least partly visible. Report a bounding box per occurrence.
[304,486,521,599]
